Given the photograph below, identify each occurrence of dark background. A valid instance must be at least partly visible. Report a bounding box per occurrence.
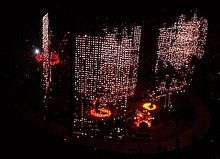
[1,3,220,158]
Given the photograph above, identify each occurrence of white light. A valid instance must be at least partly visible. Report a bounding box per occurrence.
[34,48,40,54]
[155,13,208,72]
[145,13,208,112]
[74,26,141,122]
[41,13,51,119]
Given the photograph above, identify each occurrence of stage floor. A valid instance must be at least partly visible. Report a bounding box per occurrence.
[72,96,210,154]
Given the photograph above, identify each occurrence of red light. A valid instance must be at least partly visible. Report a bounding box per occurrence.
[89,98,112,119]
[50,51,60,65]
[35,51,60,66]
[90,108,112,118]
[35,54,44,63]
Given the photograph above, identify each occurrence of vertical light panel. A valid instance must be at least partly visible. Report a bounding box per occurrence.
[155,13,208,73]
[74,26,142,119]
[150,13,208,110]
[42,13,51,115]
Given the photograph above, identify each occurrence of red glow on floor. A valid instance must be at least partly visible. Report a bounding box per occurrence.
[90,108,112,118]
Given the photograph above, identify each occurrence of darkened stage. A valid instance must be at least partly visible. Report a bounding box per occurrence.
[4,5,220,159]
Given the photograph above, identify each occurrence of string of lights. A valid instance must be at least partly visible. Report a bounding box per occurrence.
[73,26,142,137]
[133,13,208,129]
[155,13,208,72]
[151,13,208,110]
[42,13,51,118]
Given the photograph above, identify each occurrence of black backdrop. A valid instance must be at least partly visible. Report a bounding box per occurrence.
[2,4,220,158]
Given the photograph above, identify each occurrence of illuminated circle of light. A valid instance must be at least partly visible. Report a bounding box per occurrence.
[134,111,154,128]
[90,108,112,118]
[133,102,157,128]
[89,97,112,118]
[143,102,157,111]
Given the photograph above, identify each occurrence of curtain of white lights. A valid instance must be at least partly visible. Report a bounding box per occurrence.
[155,13,208,73]
[74,26,142,112]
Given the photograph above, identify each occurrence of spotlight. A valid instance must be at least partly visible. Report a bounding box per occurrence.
[34,48,40,54]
